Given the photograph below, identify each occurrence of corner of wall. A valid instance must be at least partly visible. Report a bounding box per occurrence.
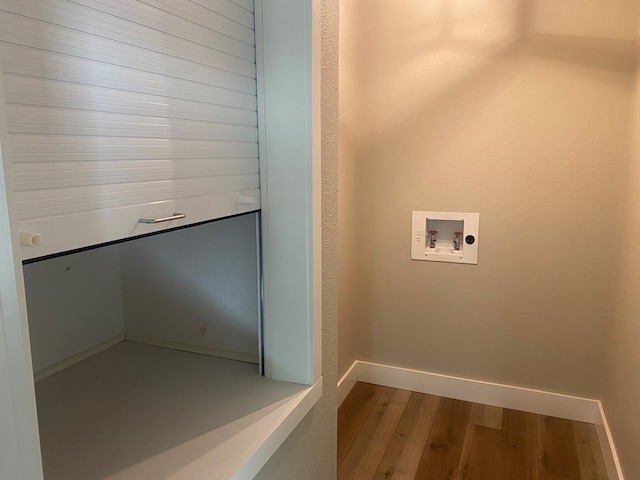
[337,0,363,380]
[601,38,640,480]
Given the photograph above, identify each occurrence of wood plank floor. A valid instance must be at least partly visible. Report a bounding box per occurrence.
[338,382,608,480]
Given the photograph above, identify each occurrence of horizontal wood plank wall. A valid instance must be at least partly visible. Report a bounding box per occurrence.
[0,0,260,258]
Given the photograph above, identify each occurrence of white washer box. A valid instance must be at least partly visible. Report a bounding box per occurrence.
[411,211,480,265]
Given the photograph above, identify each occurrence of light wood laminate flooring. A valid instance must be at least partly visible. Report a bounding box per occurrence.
[338,382,608,480]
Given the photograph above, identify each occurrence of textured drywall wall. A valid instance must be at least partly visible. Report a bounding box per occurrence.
[337,0,360,379]
[528,0,639,41]
[603,67,640,479]
[23,246,125,372]
[347,0,638,398]
[254,0,338,477]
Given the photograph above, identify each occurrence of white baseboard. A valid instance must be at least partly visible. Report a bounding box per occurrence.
[595,402,624,480]
[125,335,259,365]
[34,334,125,382]
[337,360,358,406]
[338,360,621,479]
[357,361,600,423]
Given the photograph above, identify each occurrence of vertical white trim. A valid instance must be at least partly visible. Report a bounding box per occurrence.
[255,0,319,386]
[255,213,264,376]
[254,0,270,380]
[310,0,322,384]
[0,66,44,478]
[0,312,27,479]
[337,361,358,406]
[595,402,625,480]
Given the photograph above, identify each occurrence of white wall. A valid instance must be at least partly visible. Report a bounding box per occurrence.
[23,245,125,372]
[120,214,259,361]
[23,213,260,372]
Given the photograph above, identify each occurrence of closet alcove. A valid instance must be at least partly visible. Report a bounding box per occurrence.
[25,214,280,479]
[0,0,321,478]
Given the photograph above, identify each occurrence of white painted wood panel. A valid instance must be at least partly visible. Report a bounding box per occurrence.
[0,44,256,93]
[22,245,126,372]
[1,0,255,54]
[15,174,258,218]
[35,341,320,480]
[17,187,260,260]
[229,0,254,14]
[0,82,43,477]
[13,158,258,191]
[257,0,321,385]
[0,0,259,259]
[3,76,257,112]
[0,1,324,478]
[120,214,260,363]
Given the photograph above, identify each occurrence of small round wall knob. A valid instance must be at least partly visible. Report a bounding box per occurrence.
[465,235,475,245]
[19,229,42,247]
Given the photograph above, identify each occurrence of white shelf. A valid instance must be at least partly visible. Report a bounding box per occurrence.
[35,342,321,480]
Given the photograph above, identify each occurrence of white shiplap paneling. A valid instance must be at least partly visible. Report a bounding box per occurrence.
[0,0,259,259]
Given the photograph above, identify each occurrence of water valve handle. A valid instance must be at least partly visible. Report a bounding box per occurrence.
[453,231,463,250]
[428,230,438,248]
